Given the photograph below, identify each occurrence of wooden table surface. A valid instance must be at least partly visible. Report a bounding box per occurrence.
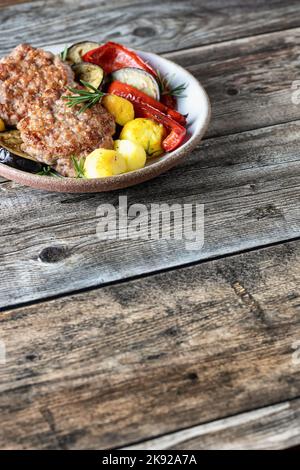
[0,0,300,450]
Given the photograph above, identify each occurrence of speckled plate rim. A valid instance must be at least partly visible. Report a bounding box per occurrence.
[0,47,211,193]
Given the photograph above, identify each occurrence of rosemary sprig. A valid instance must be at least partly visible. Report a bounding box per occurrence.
[59,45,68,61]
[37,166,61,177]
[164,82,188,97]
[71,155,86,178]
[157,70,187,98]
[62,81,106,114]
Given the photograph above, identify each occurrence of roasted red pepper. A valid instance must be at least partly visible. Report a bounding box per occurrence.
[132,101,186,152]
[83,41,157,77]
[161,94,177,110]
[108,81,186,126]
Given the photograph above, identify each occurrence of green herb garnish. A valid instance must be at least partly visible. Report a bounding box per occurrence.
[59,45,68,62]
[37,166,61,177]
[62,81,106,114]
[157,70,187,98]
[71,155,86,178]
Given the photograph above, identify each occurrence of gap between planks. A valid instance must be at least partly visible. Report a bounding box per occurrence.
[0,119,299,307]
[1,0,300,56]
[164,23,300,58]
[1,234,300,316]
[0,238,299,448]
[122,397,300,450]
[0,8,300,307]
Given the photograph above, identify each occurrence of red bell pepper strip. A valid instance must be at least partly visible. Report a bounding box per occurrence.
[107,81,186,126]
[83,41,157,77]
[161,94,177,110]
[133,101,186,152]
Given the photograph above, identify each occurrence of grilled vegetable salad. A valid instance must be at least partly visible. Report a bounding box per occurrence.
[0,41,188,178]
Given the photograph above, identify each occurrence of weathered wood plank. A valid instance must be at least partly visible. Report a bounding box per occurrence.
[1,7,300,307]
[168,27,300,137]
[0,120,299,308]
[1,0,300,56]
[124,399,300,450]
[0,0,32,7]
[0,239,299,449]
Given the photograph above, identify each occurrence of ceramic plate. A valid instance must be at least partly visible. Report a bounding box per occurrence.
[0,43,211,193]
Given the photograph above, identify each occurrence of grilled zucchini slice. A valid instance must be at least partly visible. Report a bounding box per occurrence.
[111,67,160,100]
[66,41,101,64]
[72,63,104,90]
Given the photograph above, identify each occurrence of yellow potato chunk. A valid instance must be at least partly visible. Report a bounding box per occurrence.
[120,118,166,157]
[102,95,134,126]
[84,148,127,178]
[114,139,146,172]
[0,118,6,132]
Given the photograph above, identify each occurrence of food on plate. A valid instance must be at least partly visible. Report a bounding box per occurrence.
[84,148,127,178]
[0,129,34,159]
[18,89,115,177]
[82,42,157,76]
[72,63,104,90]
[0,129,44,173]
[84,139,147,178]
[114,139,146,171]
[0,146,43,173]
[156,70,188,109]
[65,41,101,64]
[102,94,134,126]
[62,81,106,114]
[0,40,188,178]
[111,67,160,100]
[120,118,166,157]
[132,103,186,153]
[0,44,73,126]
[108,81,186,126]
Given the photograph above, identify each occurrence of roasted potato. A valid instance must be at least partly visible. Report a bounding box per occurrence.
[84,148,127,178]
[120,118,166,157]
[114,139,146,171]
[102,95,134,126]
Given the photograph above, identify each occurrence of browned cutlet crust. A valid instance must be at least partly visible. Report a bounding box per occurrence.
[17,89,115,175]
[0,44,74,126]
[0,44,115,177]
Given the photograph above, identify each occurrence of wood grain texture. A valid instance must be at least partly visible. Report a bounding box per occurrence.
[0,6,300,308]
[0,5,299,139]
[1,0,300,56]
[0,0,299,452]
[0,0,33,7]
[169,27,300,137]
[0,239,299,449]
[0,120,299,308]
[124,399,300,450]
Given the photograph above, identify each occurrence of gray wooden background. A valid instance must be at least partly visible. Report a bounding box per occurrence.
[0,0,299,450]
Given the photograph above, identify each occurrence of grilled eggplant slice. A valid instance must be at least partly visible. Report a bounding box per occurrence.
[67,41,101,64]
[0,130,35,159]
[0,130,43,173]
[111,67,160,100]
[72,62,104,90]
[0,147,43,173]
